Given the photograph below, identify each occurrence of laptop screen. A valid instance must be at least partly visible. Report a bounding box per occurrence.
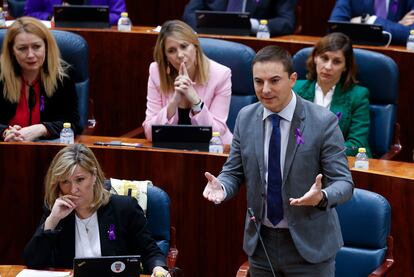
[327,20,386,46]
[54,5,110,29]
[195,10,251,36]
[152,125,212,151]
[73,255,141,277]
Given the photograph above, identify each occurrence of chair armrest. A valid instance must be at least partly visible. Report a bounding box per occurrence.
[369,236,395,277]
[121,127,145,138]
[380,123,402,160]
[236,261,250,277]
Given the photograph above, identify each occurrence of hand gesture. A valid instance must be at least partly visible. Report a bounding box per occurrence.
[175,62,200,105]
[3,125,23,142]
[44,195,78,230]
[289,174,323,206]
[203,172,225,204]
[399,10,414,26]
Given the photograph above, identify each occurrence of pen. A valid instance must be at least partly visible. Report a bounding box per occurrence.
[94,141,143,148]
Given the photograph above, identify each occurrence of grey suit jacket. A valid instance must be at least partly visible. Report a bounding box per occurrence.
[218,95,353,263]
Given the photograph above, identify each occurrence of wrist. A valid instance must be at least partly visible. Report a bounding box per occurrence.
[316,190,328,209]
[192,99,203,113]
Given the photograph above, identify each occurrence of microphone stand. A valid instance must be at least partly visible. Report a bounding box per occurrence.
[248,208,277,277]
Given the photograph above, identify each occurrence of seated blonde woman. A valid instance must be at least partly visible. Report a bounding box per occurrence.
[0,17,81,142]
[142,20,233,144]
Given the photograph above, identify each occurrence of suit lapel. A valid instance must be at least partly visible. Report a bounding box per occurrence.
[97,199,118,256]
[254,106,266,187]
[283,97,305,185]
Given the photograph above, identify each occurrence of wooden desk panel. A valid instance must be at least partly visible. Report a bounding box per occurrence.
[1,139,414,276]
[65,27,413,161]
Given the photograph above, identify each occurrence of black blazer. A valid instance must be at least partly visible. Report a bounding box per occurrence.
[0,76,81,139]
[23,195,167,273]
[182,0,296,36]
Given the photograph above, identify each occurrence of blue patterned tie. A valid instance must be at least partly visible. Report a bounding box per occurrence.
[267,114,283,226]
[226,0,243,11]
[375,0,387,18]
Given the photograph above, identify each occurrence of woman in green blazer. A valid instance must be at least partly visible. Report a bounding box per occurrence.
[294,32,371,157]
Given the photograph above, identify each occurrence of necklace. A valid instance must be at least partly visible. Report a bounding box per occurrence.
[77,213,95,233]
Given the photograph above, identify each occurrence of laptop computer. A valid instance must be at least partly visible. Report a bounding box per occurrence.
[327,20,388,46]
[54,5,110,29]
[152,125,212,151]
[73,255,141,277]
[195,10,251,36]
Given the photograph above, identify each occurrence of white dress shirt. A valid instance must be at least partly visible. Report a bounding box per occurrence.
[314,83,335,109]
[262,91,297,228]
[75,212,101,257]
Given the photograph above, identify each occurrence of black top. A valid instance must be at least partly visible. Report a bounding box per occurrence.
[0,76,81,140]
[178,108,191,125]
[23,195,167,273]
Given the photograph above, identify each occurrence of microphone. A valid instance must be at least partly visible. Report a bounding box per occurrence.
[247,208,277,277]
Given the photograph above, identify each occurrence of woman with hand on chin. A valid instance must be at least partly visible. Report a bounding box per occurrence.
[24,144,169,277]
[142,20,233,144]
[0,17,81,142]
[294,32,371,157]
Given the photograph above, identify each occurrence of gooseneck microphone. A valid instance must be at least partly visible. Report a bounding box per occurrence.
[248,208,277,277]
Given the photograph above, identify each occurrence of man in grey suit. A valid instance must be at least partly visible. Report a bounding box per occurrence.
[203,45,353,276]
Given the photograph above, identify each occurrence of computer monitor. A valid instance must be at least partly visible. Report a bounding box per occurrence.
[152,125,212,151]
[54,5,110,29]
[73,255,141,277]
[195,10,251,36]
[327,20,388,46]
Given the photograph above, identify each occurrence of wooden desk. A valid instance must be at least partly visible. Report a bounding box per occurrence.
[62,27,414,161]
[1,138,413,276]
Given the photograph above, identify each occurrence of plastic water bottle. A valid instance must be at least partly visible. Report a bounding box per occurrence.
[60,122,74,144]
[256,19,270,39]
[0,8,6,28]
[407,30,414,52]
[354,147,369,170]
[209,132,224,153]
[117,12,132,32]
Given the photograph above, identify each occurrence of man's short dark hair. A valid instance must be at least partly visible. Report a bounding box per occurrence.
[252,45,294,75]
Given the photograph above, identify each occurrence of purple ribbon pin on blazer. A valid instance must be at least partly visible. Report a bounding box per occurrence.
[335,112,342,121]
[295,128,305,145]
[108,224,116,241]
[40,95,45,112]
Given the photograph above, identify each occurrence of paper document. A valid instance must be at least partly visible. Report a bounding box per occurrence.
[16,269,71,277]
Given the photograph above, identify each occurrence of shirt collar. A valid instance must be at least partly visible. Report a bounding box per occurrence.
[262,90,296,122]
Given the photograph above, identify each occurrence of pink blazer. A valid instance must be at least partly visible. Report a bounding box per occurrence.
[142,59,233,144]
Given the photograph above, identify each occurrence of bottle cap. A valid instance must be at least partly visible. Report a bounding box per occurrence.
[121,12,128,17]
[212,132,220,137]
[410,30,414,35]
[259,19,268,25]
[63,122,71,128]
[358,147,366,153]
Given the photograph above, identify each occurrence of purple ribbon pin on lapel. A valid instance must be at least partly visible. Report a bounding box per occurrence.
[295,128,305,145]
[108,224,116,241]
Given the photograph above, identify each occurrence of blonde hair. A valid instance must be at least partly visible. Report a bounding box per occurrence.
[44,144,110,212]
[153,20,209,94]
[0,16,68,103]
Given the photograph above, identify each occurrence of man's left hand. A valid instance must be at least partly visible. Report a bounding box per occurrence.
[289,174,323,206]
